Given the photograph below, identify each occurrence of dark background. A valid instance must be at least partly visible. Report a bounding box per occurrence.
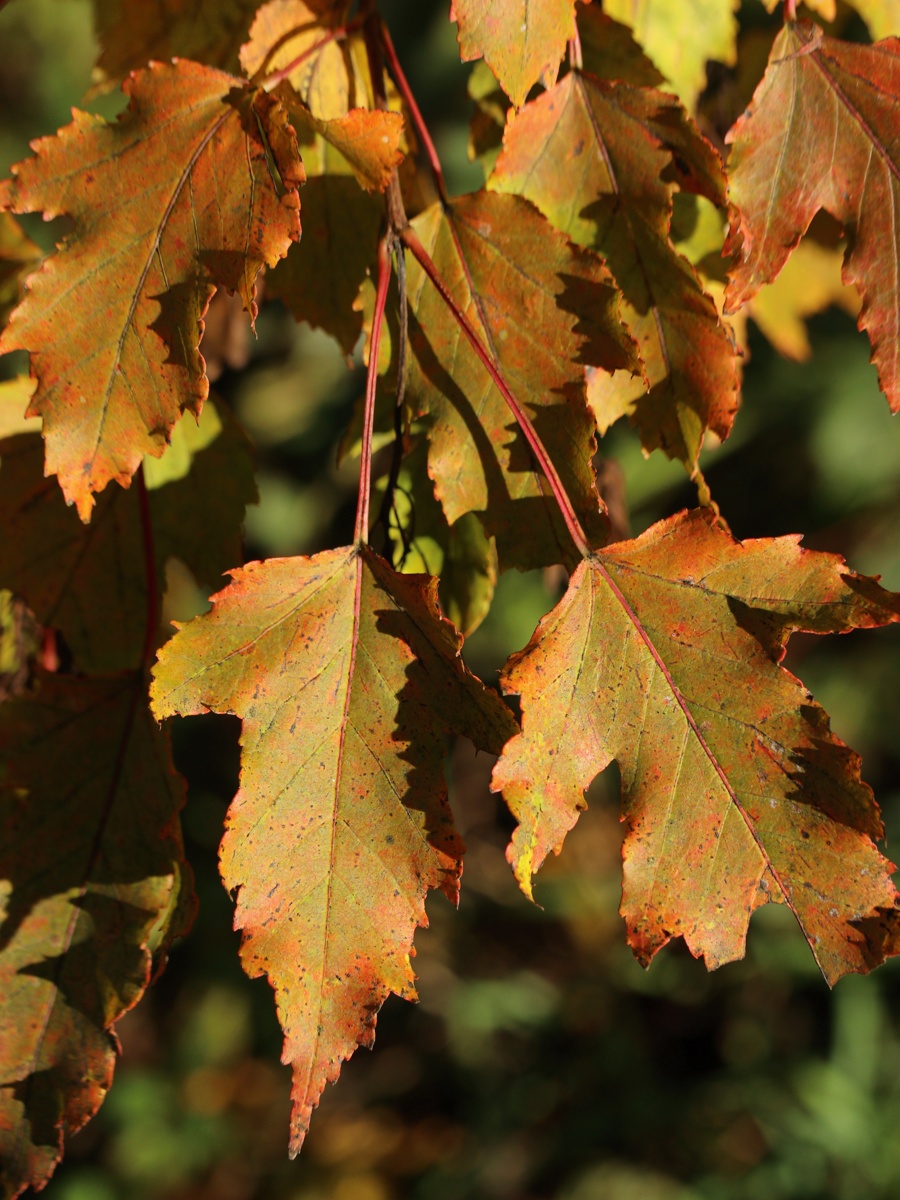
[3,2,900,1197]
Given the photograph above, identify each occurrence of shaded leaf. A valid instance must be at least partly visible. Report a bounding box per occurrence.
[0,592,39,705]
[379,440,498,637]
[0,670,191,1199]
[577,3,665,87]
[406,190,639,571]
[749,239,860,361]
[450,0,575,109]
[0,214,39,334]
[0,63,302,518]
[0,399,256,673]
[467,61,510,179]
[493,508,900,985]
[266,133,383,354]
[0,378,38,440]
[491,71,738,475]
[150,544,517,1153]
[725,22,900,410]
[601,0,740,110]
[91,0,263,81]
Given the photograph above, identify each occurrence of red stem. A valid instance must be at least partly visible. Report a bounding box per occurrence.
[784,0,797,19]
[261,21,361,89]
[136,465,159,671]
[401,227,591,559]
[379,21,450,207]
[355,236,393,546]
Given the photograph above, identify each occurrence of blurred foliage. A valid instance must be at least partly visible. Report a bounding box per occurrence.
[3,1,900,1198]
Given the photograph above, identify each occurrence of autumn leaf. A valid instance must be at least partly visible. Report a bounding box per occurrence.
[577,4,664,86]
[405,190,639,572]
[760,0,900,39]
[490,69,738,477]
[269,177,382,355]
[0,399,256,673]
[287,102,405,192]
[0,62,302,518]
[150,544,517,1153]
[0,378,38,441]
[725,21,900,411]
[493,508,900,984]
[450,0,575,109]
[91,0,263,81]
[377,440,499,637]
[849,0,900,38]
[240,0,371,118]
[601,0,740,110]
[0,214,39,334]
[0,670,192,1199]
[749,238,860,361]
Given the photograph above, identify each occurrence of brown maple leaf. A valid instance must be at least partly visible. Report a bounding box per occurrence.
[490,63,738,478]
[0,671,192,1199]
[151,545,517,1154]
[494,508,900,985]
[725,21,900,412]
[0,63,302,518]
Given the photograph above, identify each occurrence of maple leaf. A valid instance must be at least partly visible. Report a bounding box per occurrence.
[601,0,740,110]
[405,190,639,572]
[576,3,665,87]
[0,399,256,673]
[377,440,499,637]
[0,670,192,1199]
[268,176,381,355]
[150,545,517,1153]
[0,378,38,441]
[286,104,404,192]
[850,0,900,38]
[263,107,385,354]
[0,62,302,519]
[91,0,263,81]
[450,0,575,109]
[493,509,900,985]
[490,67,738,477]
[725,21,900,411]
[760,0,900,39]
[240,0,371,119]
[749,239,860,361]
[0,215,39,334]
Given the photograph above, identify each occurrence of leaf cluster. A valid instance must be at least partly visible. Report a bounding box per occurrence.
[1,0,900,1194]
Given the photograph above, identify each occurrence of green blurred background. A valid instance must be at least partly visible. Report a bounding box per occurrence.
[3,2,900,1197]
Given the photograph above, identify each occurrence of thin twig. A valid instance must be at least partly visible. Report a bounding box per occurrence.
[401,226,592,559]
[379,20,450,208]
[355,236,393,546]
[251,19,320,81]
[260,20,362,91]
